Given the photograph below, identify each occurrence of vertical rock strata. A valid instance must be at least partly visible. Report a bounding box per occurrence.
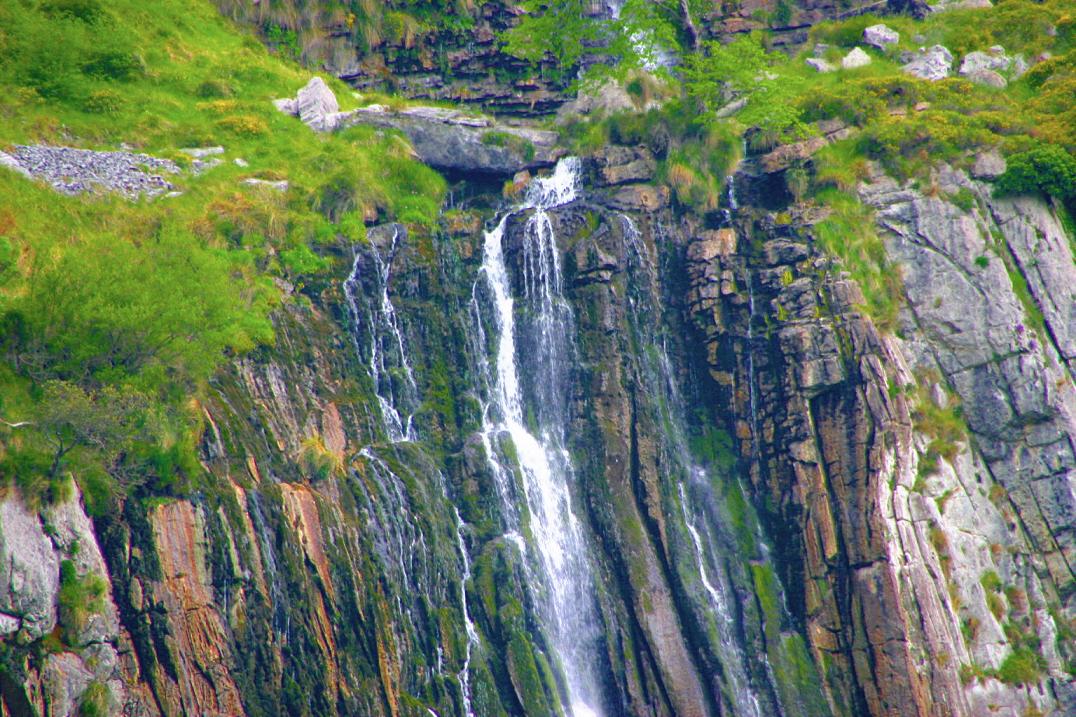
[1,137,1074,717]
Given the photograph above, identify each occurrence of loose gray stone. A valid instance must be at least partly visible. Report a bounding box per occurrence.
[842,47,872,69]
[863,24,899,50]
[179,146,224,159]
[806,58,836,73]
[4,145,179,199]
[903,45,953,81]
[241,178,289,191]
[296,76,339,132]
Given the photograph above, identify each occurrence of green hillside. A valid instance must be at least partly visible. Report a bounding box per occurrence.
[0,0,444,513]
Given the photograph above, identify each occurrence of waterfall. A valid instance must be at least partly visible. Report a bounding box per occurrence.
[454,508,480,717]
[470,157,606,717]
[621,216,779,717]
[344,225,418,443]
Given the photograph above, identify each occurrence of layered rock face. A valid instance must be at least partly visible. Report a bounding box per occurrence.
[3,116,1075,717]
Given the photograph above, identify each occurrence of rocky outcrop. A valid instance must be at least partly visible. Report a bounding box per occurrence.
[903,45,954,81]
[0,488,131,716]
[341,106,563,176]
[275,78,563,176]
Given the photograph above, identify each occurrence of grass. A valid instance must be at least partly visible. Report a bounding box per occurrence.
[0,0,445,512]
[810,189,902,332]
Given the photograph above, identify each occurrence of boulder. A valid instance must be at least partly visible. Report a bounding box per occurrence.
[841,47,872,69]
[272,97,298,116]
[959,50,1011,77]
[966,69,1007,88]
[903,45,953,81]
[806,58,836,73]
[863,24,899,50]
[241,178,289,191]
[971,150,1006,180]
[296,77,339,132]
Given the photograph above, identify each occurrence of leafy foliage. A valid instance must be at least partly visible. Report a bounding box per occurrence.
[681,35,807,139]
[995,145,1076,208]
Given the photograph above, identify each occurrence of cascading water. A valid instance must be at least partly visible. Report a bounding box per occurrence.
[470,157,606,717]
[621,215,778,717]
[344,225,418,443]
[453,508,480,717]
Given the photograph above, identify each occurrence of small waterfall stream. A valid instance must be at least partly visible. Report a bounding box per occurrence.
[470,157,606,717]
[344,225,418,442]
[621,215,778,717]
[453,508,480,717]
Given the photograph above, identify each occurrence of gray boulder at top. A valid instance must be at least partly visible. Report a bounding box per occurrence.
[842,47,872,69]
[863,24,899,50]
[903,45,953,81]
[0,498,59,642]
[966,69,1007,88]
[342,106,563,176]
[297,77,341,132]
[960,49,1011,76]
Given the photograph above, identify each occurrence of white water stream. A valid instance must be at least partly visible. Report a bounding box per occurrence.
[471,158,605,717]
[344,225,418,442]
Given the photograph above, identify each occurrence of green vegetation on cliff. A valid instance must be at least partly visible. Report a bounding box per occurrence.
[0,0,443,513]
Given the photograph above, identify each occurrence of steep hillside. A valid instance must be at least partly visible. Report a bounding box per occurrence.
[1,1,1075,717]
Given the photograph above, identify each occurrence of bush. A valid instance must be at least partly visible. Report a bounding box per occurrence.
[996,647,1043,685]
[58,560,108,644]
[215,115,269,136]
[40,0,104,23]
[83,89,123,114]
[994,145,1076,205]
[82,50,141,81]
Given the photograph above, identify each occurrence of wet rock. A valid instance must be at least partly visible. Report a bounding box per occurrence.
[902,45,953,81]
[863,24,899,50]
[607,184,670,211]
[759,136,828,173]
[842,47,872,69]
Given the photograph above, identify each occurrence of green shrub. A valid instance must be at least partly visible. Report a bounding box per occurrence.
[995,145,1076,206]
[996,647,1043,685]
[78,681,110,717]
[58,560,108,644]
[82,50,141,81]
[280,244,330,278]
[83,89,123,114]
[40,0,104,24]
